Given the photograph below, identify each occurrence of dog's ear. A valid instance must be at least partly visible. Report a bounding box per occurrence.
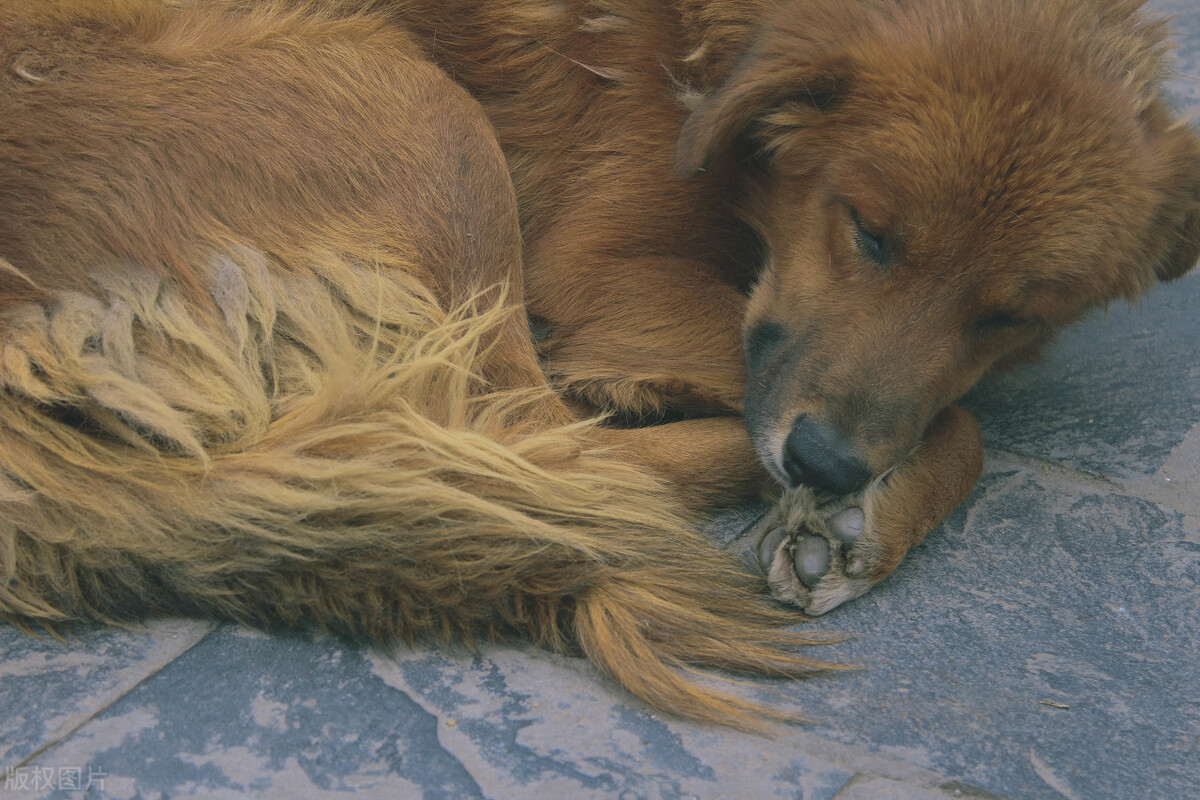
[674,51,852,177]
[1150,123,1200,283]
[1156,197,1200,282]
[674,2,872,177]
[1128,92,1200,284]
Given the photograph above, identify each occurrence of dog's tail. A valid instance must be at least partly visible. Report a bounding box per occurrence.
[0,248,839,727]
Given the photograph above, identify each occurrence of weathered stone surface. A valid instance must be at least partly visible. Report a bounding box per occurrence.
[961,272,1200,482]
[0,621,213,767]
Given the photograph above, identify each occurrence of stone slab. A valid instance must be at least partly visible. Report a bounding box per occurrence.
[0,621,213,769]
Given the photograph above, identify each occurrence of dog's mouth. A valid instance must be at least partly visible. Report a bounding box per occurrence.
[742,319,932,495]
[778,414,872,494]
[746,406,879,496]
[743,381,880,497]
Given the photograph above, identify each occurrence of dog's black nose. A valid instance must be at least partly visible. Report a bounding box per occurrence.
[782,415,871,495]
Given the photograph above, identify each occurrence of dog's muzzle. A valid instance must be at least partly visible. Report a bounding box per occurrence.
[782,414,871,495]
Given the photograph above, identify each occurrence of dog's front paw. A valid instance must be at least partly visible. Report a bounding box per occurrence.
[751,489,895,615]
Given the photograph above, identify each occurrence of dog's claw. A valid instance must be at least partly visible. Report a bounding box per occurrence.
[757,527,785,571]
[792,534,830,586]
[828,507,864,544]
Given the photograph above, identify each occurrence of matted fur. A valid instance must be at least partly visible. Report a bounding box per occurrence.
[0,244,844,726]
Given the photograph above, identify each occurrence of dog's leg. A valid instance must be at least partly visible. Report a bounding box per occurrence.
[530,256,750,417]
[588,416,772,513]
[527,257,781,512]
[754,405,984,614]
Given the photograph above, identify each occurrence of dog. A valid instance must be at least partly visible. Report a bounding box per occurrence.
[0,0,1196,727]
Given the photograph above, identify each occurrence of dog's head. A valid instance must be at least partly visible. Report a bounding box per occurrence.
[676,0,1200,493]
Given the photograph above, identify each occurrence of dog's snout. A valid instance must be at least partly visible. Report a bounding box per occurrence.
[782,415,871,495]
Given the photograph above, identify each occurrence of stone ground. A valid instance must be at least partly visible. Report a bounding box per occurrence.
[3,2,1198,798]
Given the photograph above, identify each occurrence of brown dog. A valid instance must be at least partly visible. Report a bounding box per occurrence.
[0,0,1196,726]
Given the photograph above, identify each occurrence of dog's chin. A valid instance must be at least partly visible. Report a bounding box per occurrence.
[742,387,790,486]
[750,422,791,487]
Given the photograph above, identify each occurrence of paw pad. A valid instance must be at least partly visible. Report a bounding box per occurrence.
[750,489,877,615]
[791,534,830,586]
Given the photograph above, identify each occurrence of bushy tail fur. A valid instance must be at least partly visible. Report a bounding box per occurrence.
[0,247,838,727]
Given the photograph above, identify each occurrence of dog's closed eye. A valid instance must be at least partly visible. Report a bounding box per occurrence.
[848,207,891,267]
[974,314,1029,333]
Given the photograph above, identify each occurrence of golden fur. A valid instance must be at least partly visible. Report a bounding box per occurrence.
[0,0,1196,726]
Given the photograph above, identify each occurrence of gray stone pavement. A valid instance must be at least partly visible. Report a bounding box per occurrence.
[3,2,1198,798]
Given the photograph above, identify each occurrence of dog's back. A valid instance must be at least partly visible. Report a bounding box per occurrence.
[0,0,836,728]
